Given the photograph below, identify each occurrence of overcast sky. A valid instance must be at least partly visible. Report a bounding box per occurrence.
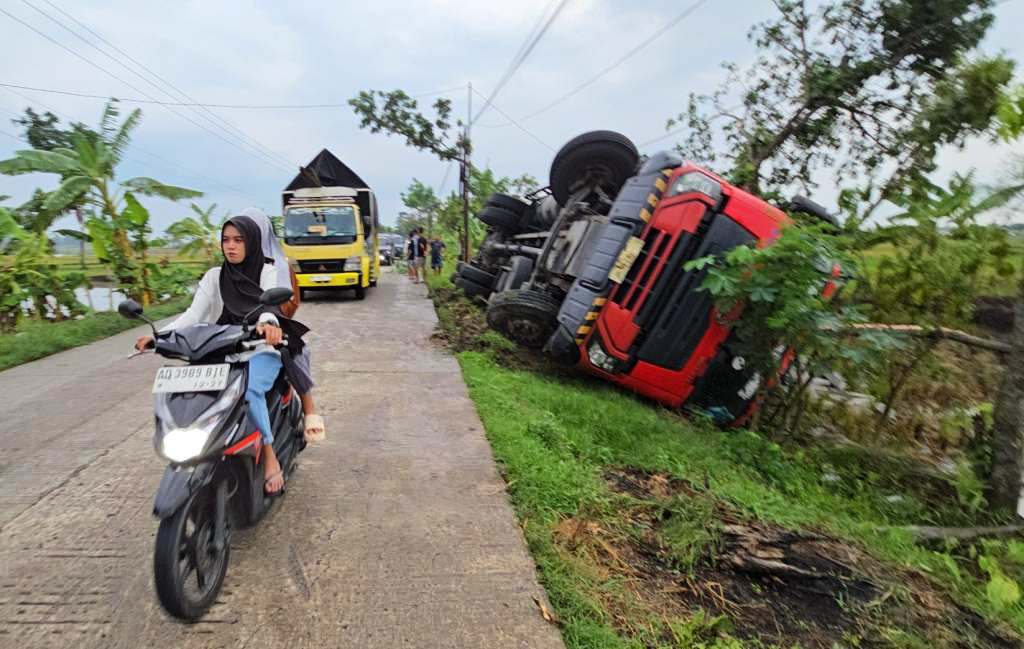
[1,0,1022,234]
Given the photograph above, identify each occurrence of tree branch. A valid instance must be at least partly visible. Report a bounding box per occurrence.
[846,323,1011,353]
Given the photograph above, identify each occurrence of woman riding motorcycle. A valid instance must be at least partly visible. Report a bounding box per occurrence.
[136,214,309,494]
[240,207,325,443]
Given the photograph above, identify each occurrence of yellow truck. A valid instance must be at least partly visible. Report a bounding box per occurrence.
[281,149,380,299]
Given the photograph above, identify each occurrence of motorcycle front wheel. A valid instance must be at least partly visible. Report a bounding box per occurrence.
[153,488,229,620]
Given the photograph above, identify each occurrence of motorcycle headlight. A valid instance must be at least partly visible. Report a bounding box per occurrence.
[587,336,624,374]
[344,256,362,271]
[155,374,243,463]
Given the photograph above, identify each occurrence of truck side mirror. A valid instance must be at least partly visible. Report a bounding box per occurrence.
[788,195,838,228]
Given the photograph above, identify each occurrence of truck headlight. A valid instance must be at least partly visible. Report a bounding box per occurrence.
[344,256,362,271]
[587,336,624,374]
[667,171,722,202]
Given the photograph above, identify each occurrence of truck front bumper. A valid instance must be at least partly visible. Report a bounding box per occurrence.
[296,272,361,288]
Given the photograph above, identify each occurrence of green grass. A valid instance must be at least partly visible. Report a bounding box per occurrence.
[0,296,190,371]
[453,348,1024,647]
[5,251,209,280]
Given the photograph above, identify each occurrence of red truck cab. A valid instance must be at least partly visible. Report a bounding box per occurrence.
[575,164,790,424]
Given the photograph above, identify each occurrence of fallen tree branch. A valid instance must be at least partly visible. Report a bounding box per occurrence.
[847,323,1010,354]
[889,524,1024,546]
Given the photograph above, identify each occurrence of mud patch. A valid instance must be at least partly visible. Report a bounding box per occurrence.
[429,285,577,377]
[552,467,1019,648]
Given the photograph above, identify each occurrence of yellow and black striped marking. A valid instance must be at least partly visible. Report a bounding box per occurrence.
[638,168,677,222]
[575,297,610,345]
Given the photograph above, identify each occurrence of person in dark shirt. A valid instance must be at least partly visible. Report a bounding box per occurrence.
[406,228,428,283]
[429,237,447,276]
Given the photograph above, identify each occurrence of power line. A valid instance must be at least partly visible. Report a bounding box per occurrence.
[482,0,711,128]
[471,87,553,152]
[18,1,297,173]
[0,81,467,109]
[0,89,258,202]
[0,6,295,174]
[471,0,571,126]
[36,0,300,172]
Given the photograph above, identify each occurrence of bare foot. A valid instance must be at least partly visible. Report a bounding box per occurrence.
[264,445,284,494]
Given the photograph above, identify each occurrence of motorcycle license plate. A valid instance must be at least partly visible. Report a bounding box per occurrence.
[153,364,230,393]
[311,274,332,283]
[608,236,645,284]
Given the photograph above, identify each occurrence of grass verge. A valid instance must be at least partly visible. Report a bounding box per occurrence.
[429,279,1024,648]
[0,296,189,371]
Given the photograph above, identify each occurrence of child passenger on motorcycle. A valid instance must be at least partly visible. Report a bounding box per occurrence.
[135,214,319,494]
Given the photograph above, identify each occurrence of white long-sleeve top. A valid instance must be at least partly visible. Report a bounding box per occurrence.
[165,264,279,332]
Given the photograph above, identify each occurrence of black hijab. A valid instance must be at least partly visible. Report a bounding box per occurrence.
[218,215,267,325]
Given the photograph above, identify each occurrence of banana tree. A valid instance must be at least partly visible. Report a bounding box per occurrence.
[166,203,223,265]
[0,101,201,304]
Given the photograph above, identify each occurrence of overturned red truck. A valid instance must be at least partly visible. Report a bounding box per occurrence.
[454,131,837,425]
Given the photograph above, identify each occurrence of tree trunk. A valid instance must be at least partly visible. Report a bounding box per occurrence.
[989,276,1024,514]
[75,208,85,270]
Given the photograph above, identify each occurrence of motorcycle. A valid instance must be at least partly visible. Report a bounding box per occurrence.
[119,287,304,620]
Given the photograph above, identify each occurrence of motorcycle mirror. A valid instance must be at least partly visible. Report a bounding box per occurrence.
[260,287,294,306]
[118,299,144,320]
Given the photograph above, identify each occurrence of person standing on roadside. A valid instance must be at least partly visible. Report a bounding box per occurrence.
[406,228,427,283]
[429,236,446,276]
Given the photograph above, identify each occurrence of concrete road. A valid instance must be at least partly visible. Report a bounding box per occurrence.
[0,269,564,649]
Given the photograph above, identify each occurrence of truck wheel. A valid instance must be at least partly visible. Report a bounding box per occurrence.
[354,285,366,300]
[455,276,492,300]
[549,130,639,205]
[486,289,561,349]
[477,206,522,233]
[458,264,498,288]
[485,193,530,217]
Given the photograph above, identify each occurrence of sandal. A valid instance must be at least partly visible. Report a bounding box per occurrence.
[304,414,326,443]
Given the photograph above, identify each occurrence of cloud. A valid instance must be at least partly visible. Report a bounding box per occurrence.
[0,0,1021,235]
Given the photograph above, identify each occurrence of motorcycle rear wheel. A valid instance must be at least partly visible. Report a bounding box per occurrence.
[153,489,229,620]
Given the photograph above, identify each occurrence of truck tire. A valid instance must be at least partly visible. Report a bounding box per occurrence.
[477,205,522,233]
[455,276,492,300]
[458,264,498,288]
[486,289,561,349]
[354,285,366,300]
[485,193,530,217]
[550,130,639,205]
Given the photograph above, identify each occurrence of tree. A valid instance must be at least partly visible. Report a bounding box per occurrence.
[11,109,104,266]
[350,88,474,258]
[349,90,466,161]
[401,180,441,235]
[166,203,223,264]
[0,101,202,304]
[672,0,1014,215]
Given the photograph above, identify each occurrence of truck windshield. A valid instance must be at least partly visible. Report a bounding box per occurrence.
[284,206,358,245]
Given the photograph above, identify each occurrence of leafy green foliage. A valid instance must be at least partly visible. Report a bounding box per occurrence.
[166,203,223,265]
[0,101,201,305]
[856,173,1023,326]
[348,89,467,161]
[686,222,895,430]
[671,0,1013,211]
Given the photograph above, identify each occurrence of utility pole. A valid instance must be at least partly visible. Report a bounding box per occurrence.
[461,82,472,262]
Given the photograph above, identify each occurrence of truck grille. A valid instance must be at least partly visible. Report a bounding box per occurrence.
[612,228,671,311]
[297,260,344,274]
